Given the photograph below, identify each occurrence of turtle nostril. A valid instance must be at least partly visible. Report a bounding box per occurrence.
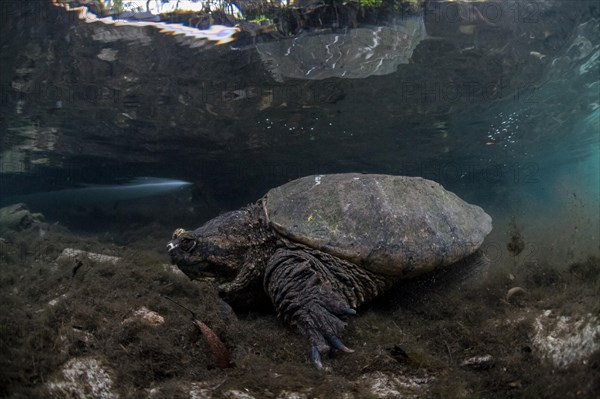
[167,242,178,252]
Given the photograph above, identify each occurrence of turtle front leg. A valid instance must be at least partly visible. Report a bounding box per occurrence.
[218,261,262,301]
[264,248,357,370]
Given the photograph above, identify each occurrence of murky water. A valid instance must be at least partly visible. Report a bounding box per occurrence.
[0,1,598,397]
[2,0,598,255]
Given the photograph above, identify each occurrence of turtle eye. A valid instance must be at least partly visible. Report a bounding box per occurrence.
[179,237,197,253]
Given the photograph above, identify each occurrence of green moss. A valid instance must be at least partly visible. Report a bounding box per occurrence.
[355,0,385,7]
[344,0,424,11]
[113,0,124,13]
[248,15,274,25]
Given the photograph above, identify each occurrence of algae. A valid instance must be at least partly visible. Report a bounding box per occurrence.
[0,223,599,398]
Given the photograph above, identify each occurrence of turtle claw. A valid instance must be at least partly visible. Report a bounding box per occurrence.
[311,345,323,370]
[340,307,357,316]
[309,337,353,370]
[329,336,354,353]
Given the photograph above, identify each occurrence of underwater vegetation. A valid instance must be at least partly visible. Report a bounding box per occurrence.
[506,217,525,257]
[60,0,426,37]
[0,218,598,398]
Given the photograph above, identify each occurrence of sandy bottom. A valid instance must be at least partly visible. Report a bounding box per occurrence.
[0,225,598,398]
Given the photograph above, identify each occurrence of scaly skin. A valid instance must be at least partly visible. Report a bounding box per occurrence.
[264,244,394,369]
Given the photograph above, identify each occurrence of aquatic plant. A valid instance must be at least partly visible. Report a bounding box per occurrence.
[113,0,123,13]
[507,217,525,257]
[350,0,384,8]
[248,14,274,25]
[1,224,598,397]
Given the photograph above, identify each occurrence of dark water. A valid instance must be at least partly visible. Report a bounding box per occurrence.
[1,0,597,262]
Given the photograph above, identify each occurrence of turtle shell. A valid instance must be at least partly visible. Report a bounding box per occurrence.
[264,174,492,277]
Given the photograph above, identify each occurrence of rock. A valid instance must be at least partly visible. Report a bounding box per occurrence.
[223,390,257,399]
[190,384,311,399]
[0,203,45,234]
[163,263,187,277]
[123,307,165,326]
[97,48,118,62]
[460,354,494,370]
[46,357,119,399]
[71,327,96,346]
[276,391,309,399]
[48,294,68,307]
[505,287,527,303]
[532,310,600,368]
[189,382,214,399]
[57,248,120,265]
[357,371,431,399]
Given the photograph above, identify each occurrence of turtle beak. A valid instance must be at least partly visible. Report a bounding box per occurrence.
[167,240,209,280]
[166,238,196,266]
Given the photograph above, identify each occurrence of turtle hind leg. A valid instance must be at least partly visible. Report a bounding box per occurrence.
[264,248,356,370]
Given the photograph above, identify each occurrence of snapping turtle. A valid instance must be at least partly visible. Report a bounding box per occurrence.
[167,174,492,369]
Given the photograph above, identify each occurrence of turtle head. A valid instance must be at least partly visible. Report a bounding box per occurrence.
[166,210,259,281]
[167,227,243,282]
